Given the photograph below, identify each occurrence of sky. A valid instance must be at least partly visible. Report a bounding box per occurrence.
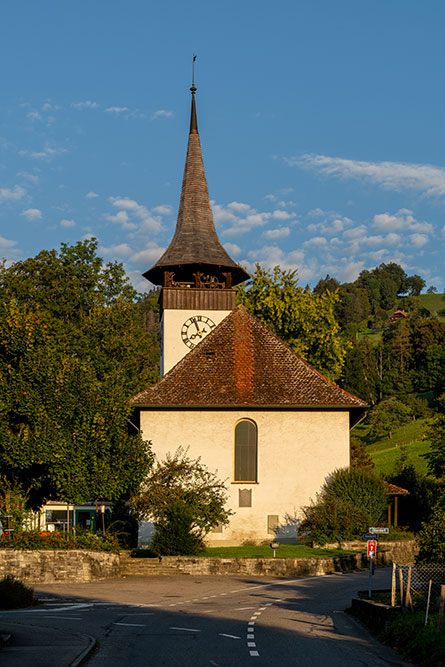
[0,0,444,292]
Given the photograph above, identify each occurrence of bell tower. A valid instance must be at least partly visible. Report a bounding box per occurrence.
[143,78,249,376]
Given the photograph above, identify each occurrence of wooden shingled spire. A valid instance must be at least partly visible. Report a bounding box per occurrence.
[143,76,250,288]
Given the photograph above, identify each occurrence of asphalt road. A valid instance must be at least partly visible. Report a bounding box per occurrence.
[3,569,409,666]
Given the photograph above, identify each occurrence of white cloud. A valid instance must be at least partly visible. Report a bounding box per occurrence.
[104,107,129,114]
[227,201,251,213]
[99,243,132,257]
[151,109,174,120]
[224,242,242,256]
[373,211,434,237]
[17,171,39,184]
[285,153,445,197]
[0,236,18,249]
[60,218,76,228]
[0,185,26,202]
[26,111,42,121]
[72,100,99,110]
[410,233,429,248]
[107,197,163,233]
[153,204,173,215]
[271,210,293,220]
[19,145,67,160]
[131,242,166,265]
[21,208,42,220]
[303,236,328,248]
[85,191,99,199]
[263,227,291,240]
[105,210,137,231]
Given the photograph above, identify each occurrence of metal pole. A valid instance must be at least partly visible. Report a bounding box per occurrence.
[368,556,373,599]
[425,579,432,627]
[391,563,396,607]
[438,585,445,631]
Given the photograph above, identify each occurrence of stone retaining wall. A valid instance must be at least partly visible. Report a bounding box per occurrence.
[0,550,119,584]
[129,541,418,577]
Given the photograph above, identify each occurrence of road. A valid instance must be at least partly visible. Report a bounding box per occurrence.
[2,569,408,666]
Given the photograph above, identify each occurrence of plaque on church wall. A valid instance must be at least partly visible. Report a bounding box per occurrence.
[239,489,252,507]
[267,515,279,534]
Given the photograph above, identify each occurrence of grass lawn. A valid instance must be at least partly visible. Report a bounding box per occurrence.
[354,419,431,476]
[202,544,358,558]
[418,293,444,318]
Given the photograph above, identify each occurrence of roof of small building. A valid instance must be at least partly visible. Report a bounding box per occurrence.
[133,305,367,417]
[383,481,410,495]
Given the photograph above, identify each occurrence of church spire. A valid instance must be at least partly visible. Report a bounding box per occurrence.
[143,74,249,288]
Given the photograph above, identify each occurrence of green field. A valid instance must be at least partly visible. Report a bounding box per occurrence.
[418,292,444,317]
[354,418,431,476]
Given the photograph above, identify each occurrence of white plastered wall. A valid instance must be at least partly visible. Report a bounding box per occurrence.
[161,309,232,375]
[138,409,350,546]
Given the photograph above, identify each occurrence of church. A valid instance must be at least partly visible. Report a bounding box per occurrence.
[132,81,367,546]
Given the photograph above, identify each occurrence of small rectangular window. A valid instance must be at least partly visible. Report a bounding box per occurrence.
[267,515,279,534]
[239,489,252,507]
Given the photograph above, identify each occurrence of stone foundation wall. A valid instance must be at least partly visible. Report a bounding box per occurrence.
[124,541,419,577]
[0,550,119,584]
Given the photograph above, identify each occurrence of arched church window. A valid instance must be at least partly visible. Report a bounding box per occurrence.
[234,419,257,482]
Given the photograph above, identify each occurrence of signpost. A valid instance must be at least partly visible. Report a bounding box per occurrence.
[369,527,389,534]
[367,539,377,599]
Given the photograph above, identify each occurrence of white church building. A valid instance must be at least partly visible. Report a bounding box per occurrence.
[133,81,366,546]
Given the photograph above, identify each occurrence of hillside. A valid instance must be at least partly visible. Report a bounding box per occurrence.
[353,418,431,477]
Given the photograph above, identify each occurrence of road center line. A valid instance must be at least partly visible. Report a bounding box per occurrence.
[219,633,241,639]
[170,627,201,632]
[114,622,146,627]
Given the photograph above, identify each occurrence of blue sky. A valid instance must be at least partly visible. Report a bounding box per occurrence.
[1,0,444,292]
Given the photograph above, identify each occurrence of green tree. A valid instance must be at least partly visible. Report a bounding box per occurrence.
[301,467,387,545]
[423,394,445,479]
[405,274,426,296]
[341,338,379,404]
[131,448,232,545]
[417,496,445,563]
[350,436,375,471]
[367,397,412,440]
[0,241,157,507]
[237,265,348,380]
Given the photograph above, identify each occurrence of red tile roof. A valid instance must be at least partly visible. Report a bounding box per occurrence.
[133,305,367,414]
[383,481,409,495]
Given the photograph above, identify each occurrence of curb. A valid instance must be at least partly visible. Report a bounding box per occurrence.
[70,634,96,667]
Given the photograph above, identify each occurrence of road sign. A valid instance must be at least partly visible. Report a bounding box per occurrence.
[367,540,377,558]
[369,527,389,534]
[363,533,379,541]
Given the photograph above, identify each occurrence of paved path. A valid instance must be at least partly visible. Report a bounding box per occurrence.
[0,569,409,666]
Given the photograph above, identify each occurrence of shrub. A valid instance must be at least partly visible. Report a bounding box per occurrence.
[150,500,204,556]
[417,499,445,563]
[0,529,119,552]
[301,468,388,545]
[0,575,37,609]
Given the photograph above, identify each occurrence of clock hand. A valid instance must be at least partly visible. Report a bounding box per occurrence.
[192,318,200,333]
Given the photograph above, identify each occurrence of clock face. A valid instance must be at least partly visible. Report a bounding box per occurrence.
[181,315,216,349]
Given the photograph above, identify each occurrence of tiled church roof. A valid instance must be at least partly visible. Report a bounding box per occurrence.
[133,305,367,415]
[143,87,249,287]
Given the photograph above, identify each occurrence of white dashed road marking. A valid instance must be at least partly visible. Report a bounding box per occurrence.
[219,634,241,639]
[114,622,146,627]
[170,627,201,632]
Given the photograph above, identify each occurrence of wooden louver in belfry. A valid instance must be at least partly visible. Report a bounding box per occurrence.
[143,85,250,288]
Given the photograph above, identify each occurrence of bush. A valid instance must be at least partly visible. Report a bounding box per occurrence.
[0,529,119,552]
[383,609,445,666]
[150,500,204,556]
[417,499,445,563]
[301,468,388,545]
[0,575,37,609]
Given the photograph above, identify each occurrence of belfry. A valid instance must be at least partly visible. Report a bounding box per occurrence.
[144,82,249,375]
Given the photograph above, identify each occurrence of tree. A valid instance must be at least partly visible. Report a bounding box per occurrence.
[0,240,157,507]
[423,394,445,479]
[350,436,375,471]
[341,338,379,404]
[367,398,412,440]
[405,274,426,296]
[300,468,387,545]
[237,265,348,380]
[131,448,232,551]
[417,496,445,563]
[427,286,437,294]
